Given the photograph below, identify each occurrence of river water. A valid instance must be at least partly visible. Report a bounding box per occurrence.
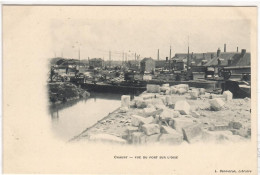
[49,92,125,141]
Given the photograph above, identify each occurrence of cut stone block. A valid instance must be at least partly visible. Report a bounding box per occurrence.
[89,134,127,144]
[210,94,225,99]
[166,95,173,106]
[209,98,225,111]
[133,96,143,102]
[176,84,189,91]
[172,117,194,133]
[121,95,130,108]
[190,89,199,99]
[144,116,154,124]
[131,115,148,127]
[123,126,139,142]
[140,93,156,100]
[147,104,155,108]
[235,128,250,138]
[155,95,166,104]
[133,97,143,107]
[161,125,179,134]
[209,123,231,131]
[142,124,160,136]
[143,108,163,117]
[170,86,178,94]
[129,101,136,108]
[154,104,167,110]
[131,132,146,144]
[202,130,236,143]
[153,115,160,124]
[125,126,139,134]
[119,107,129,113]
[199,88,206,95]
[136,100,147,108]
[147,84,160,93]
[162,83,170,87]
[143,107,157,116]
[172,110,181,118]
[174,100,190,115]
[165,90,171,95]
[147,98,165,106]
[223,90,233,101]
[160,86,170,92]
[228,121,242,129]
[201,92,211,99]
[159,133,183,145]
[145,133,161,143]
[160,109,180,121]
[182,124,203,143]
[176,88,187,95]
[191,111,200,118]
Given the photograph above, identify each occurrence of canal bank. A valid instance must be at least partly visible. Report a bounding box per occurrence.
[49,92,125,141]
[71,84,251,145]
[48,82,90,105]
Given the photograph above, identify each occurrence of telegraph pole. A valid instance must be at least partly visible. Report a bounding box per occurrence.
[158,49,160,60]
[109,50,111,68]
[78,47,80,67]
[122,52,124,65]
[169,46,171,60]
[187,36,190,68]
[169,46,172,69]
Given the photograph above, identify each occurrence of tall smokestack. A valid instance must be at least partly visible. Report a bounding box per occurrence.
[237,47,239,52]
[169,46,171,60]
[241,49,246,57]
[187,45,190,67]
[224,44,226,52]
[217,48,221,57]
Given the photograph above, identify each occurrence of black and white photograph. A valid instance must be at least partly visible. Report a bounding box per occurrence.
[48,7,252,145]
[3,5,258,174]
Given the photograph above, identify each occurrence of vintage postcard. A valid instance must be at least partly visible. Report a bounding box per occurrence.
[2,5,257,174]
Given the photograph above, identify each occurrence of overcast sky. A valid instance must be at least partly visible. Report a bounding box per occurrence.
[50,7,251,61]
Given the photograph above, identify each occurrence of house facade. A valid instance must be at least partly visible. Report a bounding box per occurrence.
[140,57,155,73]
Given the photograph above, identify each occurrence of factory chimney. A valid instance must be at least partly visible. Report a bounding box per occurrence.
[237,47,239,52]
[224,44,226,52]
[217,48,221,57]
[241,49,246,57]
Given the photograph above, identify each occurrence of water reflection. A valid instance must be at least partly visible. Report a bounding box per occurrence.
[49,92,127,141]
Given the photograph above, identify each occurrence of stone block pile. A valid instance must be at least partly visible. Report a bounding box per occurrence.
[119,84,249,145]
[79,84,250,145]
